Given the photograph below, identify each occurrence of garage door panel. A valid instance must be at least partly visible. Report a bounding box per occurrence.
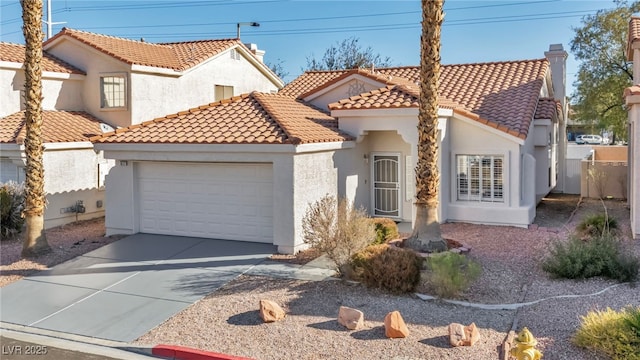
[137,162,273,243]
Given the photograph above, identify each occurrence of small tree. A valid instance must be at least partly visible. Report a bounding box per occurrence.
[304,37,392,71]
[301,195,375,275]
[570,0,640,140]
[266,58,289,79]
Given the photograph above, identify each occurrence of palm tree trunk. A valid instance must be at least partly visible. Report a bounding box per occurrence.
[405,0,447,253]
[21,0,50,257]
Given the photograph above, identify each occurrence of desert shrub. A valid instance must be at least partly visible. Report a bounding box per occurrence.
[577,213,618,237]
[541,234,639,282]
[351,244,422,294]
[302,195,376,275]
[573,307,640,360]
[370,217,399,245]
[424,252,481,299]
[1,181,25,240]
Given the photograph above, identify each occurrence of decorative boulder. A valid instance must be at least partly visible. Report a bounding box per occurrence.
[338,306,364,330]
[259,300,286,323]
[384,311,409,338]
[449,322,480,347]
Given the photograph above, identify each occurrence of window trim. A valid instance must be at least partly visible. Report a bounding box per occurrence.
[99,72,128,110]
[453,153,506,204]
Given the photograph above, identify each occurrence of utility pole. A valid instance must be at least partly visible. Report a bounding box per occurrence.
[43,0,65,39]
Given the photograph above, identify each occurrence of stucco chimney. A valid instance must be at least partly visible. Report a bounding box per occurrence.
[544,44,568,110]
[545,43,569,193]
[245,43,265,63]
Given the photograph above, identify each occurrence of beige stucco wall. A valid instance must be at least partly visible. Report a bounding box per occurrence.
[446,115,534,227]
[130,50,280,124]
[291,151,340,253]
[42,145,111,228]
[592,145,628,161]
[1,67,85,117]
[580,160,628,199]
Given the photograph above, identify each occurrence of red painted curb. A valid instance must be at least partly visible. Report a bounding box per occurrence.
[152,345,254,360]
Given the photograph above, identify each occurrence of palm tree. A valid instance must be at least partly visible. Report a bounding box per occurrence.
[21,0,50,257]
[405,0,447,253]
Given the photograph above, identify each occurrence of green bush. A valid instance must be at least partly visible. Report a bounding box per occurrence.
[302,195,376,275]
[541,234,639,282]
[351,244,422,294]
[577,213,618,237]
[424,252,481,299]
[1,181,25,240]
[370,218,399,245]
[573,307,640,360]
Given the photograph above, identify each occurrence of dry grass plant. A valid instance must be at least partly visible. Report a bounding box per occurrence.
[301,195,375,275]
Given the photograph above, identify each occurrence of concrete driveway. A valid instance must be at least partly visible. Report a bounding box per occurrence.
[0,234,277,342]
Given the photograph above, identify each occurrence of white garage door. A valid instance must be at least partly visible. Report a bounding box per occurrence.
[137,162,273,243]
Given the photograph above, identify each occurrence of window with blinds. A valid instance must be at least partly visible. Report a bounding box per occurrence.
[456,155,504,202]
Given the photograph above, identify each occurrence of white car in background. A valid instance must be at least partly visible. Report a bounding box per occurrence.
[575,134,602,145]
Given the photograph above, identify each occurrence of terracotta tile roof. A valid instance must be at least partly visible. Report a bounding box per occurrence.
[534,98,561,122]
[329,85,419,110]
[629,17,640,60]
[278,70,351,97]
[0,42,84,74]
[44,28,245,71]
[0,111,103,144]
[92,92,353,145]
[284,59,549,139]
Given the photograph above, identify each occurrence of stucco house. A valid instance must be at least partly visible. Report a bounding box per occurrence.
[0,29,283,228]
[93,44,568,254]
[625,17,640,240]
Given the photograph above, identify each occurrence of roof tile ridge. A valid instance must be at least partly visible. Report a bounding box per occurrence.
[160,38,238,45]
[251,92,299,144]
[62,28,169,48]
[444,57,547,67]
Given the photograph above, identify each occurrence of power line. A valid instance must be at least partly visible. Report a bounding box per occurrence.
[0,0,560,27]
[0,2,603,41]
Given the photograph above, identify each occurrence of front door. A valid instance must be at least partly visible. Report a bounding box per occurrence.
[372,153,401,218]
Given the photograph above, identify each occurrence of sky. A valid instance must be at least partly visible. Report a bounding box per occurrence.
[0,0,622,96]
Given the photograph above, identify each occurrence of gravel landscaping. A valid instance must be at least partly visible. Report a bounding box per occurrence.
[2,196,638,359]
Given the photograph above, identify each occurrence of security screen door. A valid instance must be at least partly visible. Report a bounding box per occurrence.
[372,153,400,217]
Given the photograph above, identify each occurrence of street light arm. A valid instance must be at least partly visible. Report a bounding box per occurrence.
[236,22,260,40]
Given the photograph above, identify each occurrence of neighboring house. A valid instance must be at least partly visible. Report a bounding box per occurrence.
[93,44,568,254]
[43,28,283,128]
[0,110,110,228]
[0,29,284,229]
[625,17,640,240]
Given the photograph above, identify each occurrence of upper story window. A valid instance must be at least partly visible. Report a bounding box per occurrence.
[215,85,233,101]
[100,74,127,109]
[456,154,504,203]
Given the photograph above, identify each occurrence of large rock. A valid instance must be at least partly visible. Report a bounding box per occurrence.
[384,311,409,338]
[259,300,286,323]
[338,306,364,330]
[449,322,480,347]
